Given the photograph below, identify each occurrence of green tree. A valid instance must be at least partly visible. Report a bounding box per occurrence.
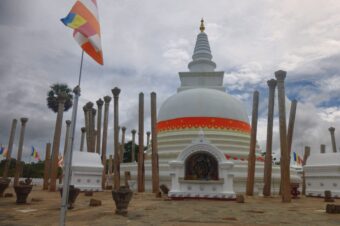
[123,140,147,163]
[47,83,73,112]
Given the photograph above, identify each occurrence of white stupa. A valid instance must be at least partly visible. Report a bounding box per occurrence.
[121,19,300,195]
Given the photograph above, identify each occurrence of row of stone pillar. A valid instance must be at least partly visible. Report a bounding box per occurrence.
[2,118,29,187]
[78,88,158,193]
[110,90,159,193]
[246,70,297,203]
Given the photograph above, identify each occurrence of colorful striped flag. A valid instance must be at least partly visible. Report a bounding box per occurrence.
[61,0,103,65]
[31,146,41,161]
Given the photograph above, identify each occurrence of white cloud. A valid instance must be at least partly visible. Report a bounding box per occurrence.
[0,0,340,161]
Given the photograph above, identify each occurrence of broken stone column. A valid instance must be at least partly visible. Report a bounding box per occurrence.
[275,70,291,203]
[120,127,126,163]
[112,87,121,191]
[63,120,71,156]
[106,154,113,189]
[263,79,277,197]
[329,127,337,153]
[146,131,151,148]
[324,190,335,202]
[3,119,17,178]
[124,171,131,187]
[131,129,136,162]
[326,204,340,214]
[101,96,111,189]
[302,146,310,196]
[320,144,326,154]
[151,92,160,194]
[43,143,51,190]
[14,118,28,186]
[138,92,145,192]
[246,91,259,196]
[287,99,298,156]
[96,98,104,154]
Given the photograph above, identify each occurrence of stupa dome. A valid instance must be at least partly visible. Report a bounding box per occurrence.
[158,88,249,123]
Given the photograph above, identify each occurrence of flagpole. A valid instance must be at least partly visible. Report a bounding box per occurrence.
[60,50,84,226]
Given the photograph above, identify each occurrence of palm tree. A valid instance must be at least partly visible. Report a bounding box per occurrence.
[47,83,73,192]
[47,84,73,112]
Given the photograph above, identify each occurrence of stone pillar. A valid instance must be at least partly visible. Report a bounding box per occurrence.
[302,146,311,196]
[246,90,259,196]
[131,129,136,162]
[287,99,298,156]
[43,143,51,190]
[120,127,126,163]
[151,92,160,193]
[91,108,97,152]
[146,131,151,148]
[14,118,28,186]
[84,102,94,152]
[112,87,121,191]
[50,93,67,192]
[263,79,277,197]
[63,120,71,156]
[320,144,326,154]
[109,154,113,175]
[96,99,104,154]
[275,70,291,203]
[138,92,145,192]
[3,119,17,178]
[329,127,337,153]
[101,96,111,189]
[93,130,97,154]
[80,127,86,152]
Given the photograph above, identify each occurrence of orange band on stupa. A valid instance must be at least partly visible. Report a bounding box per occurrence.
[157,117,251,133]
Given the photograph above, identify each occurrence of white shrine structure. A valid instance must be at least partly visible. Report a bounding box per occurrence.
[69,151,103,191]
[304,151,340,198]
[121,20,300,197]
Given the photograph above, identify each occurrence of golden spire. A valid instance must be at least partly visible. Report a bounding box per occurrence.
[200,18,205,32]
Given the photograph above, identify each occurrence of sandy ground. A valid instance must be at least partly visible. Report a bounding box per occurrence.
[0,186,340,226]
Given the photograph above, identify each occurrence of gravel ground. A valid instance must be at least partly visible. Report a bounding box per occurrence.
[0,186,340,226]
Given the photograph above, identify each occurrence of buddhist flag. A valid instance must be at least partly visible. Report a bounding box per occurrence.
[293,152,297,162]
[31,146,41,161]
[61,0,103,65]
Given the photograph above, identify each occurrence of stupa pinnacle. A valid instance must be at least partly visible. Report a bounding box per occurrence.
[188,19,216,72]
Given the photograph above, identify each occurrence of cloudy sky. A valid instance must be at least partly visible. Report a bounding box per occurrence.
[0,0,339,162]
